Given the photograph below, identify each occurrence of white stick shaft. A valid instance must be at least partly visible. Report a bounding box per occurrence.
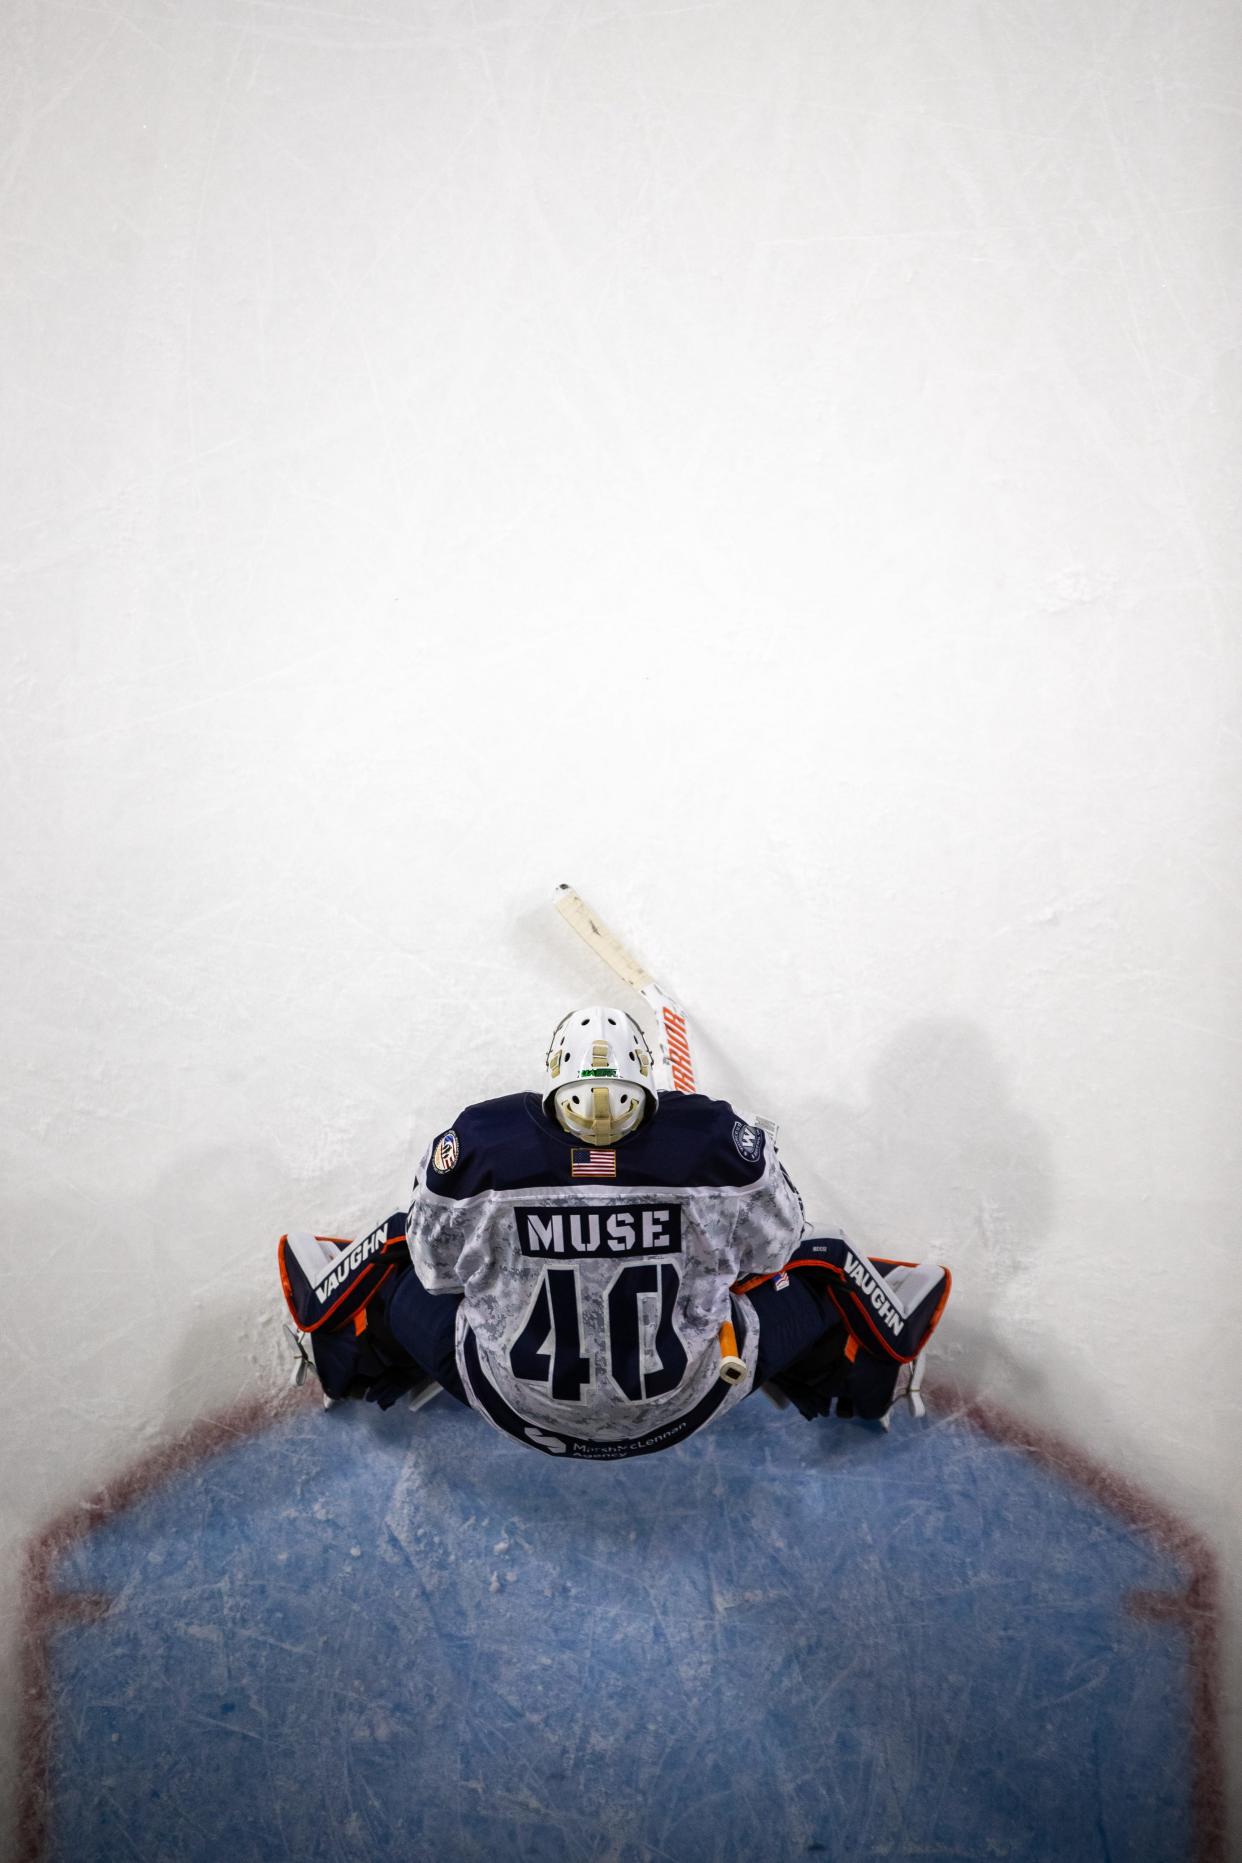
[554,885,699,1094]
[554,885,653,991]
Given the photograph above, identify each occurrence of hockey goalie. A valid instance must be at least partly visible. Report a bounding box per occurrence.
[278,1006,951,1460]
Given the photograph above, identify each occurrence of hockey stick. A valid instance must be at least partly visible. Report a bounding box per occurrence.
[551,886,935,1419]
[554,884,776,1139]
[553,884,745,1382]
[554,883,698,1094]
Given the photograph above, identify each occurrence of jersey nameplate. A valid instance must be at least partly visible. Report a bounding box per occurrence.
[515,1203,682,1258]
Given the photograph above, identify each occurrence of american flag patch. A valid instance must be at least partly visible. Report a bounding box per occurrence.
[571,1148,617,1179]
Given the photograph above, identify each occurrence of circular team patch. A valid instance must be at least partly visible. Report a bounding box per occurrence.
[732,1119,763,1163]
[432,1129,460,1175]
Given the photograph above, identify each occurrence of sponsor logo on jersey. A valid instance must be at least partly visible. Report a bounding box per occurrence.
[732,1119,763,1162]
[432,1129,459,1174]
[571,1148,617,1179]
[523,1427,569,1454]
[774,1270,790,1291]
[515,1202,682,1258]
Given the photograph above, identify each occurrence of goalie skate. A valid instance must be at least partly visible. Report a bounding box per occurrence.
[283,1320,338,1408]
[281,1326,340,1408]
[878,1349,927,1432]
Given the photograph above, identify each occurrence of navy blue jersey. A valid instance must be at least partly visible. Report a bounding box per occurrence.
[406,1093,805,1452]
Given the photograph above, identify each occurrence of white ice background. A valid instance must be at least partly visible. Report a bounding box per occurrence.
[2,0,1240,1854]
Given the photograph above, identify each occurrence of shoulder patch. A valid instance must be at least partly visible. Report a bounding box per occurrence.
[732,1119,764,1164]
[432,1129,460,1175]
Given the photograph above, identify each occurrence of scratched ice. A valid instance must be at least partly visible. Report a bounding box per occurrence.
[4,0,1238,1854]
[46,1397,1190,1862]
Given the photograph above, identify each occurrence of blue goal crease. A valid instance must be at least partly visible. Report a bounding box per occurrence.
[43,1397,1198,1863]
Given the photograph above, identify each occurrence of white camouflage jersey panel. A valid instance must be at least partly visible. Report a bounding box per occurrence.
[405,1092,805,1448]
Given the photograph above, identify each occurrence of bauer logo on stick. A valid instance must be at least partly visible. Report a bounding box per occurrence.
[432,1130,460,1175]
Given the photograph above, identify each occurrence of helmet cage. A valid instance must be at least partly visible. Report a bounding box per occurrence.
[542,1007,656,1146]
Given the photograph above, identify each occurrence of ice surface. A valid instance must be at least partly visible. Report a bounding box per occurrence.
[45,1397,1196,1862]
[2,0,1240,1855]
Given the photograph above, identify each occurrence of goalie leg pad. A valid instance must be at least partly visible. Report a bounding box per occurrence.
[843,1349,917,1422]
[278,1212,408,1334]
[743,1270,842,1419]
[764,1323,853,1421]
[306,1266,437,1409]
[308,1314,426,1408]
[384,1266,468,1403]
[776,1236,951,1364]
[278,1213,435,1409]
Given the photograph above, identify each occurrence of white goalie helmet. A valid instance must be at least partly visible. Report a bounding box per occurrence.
[542,1005,657,1147]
